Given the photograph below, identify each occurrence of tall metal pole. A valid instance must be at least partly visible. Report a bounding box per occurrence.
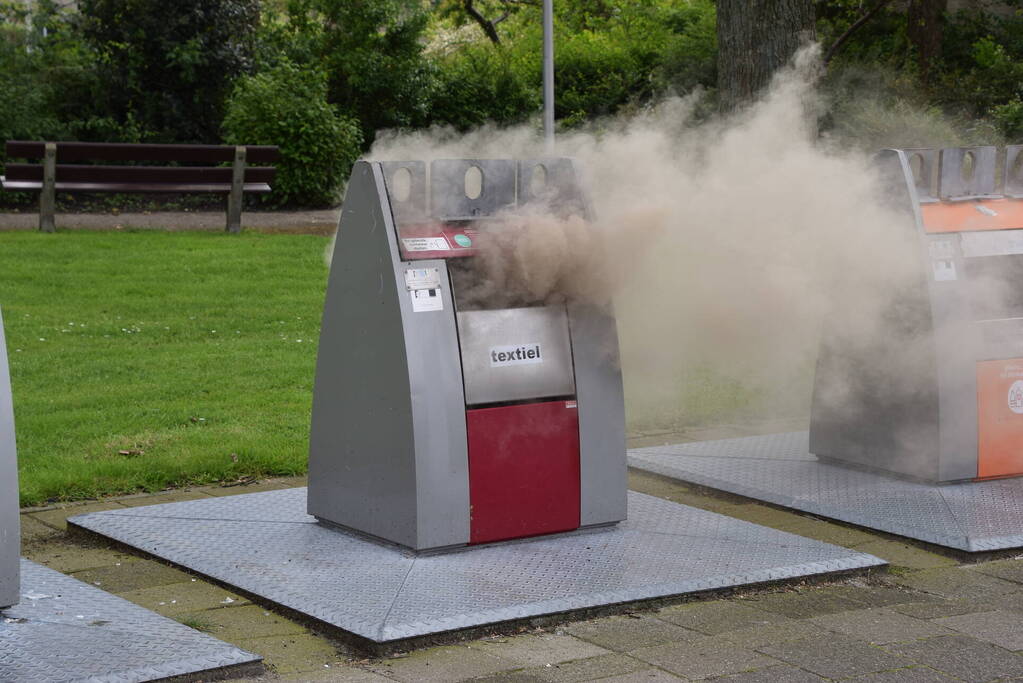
[543,0,554,153]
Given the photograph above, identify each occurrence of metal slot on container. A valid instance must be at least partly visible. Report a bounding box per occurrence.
[456,306,576,406]
[939,147,1000,201]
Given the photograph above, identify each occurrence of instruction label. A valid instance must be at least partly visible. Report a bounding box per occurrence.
[404,268,441,291]
[933,259,957,281]
[402,237,450,252]
[410,288,443,312]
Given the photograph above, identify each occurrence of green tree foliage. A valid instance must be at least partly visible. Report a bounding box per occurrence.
[428,0,716,129]
[274,0,434,143]
[818,1,1023,141]
[0,1,116,204]
[429,44,540,130]
[78,0,260,143]
[0,3,65,144]
[222,61,364,206]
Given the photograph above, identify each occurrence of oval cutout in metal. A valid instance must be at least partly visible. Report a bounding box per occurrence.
[464,165,483,199]
[909,153,924,183]
[391,167,412,203]
[961,151,976,183]
[529,164,548,197]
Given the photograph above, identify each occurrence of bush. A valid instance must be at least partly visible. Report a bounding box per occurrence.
[277,0,435,143]
[222,62,363,208]
[430,45,540,130]
[993,98,1023,143]
[654,0,717,94]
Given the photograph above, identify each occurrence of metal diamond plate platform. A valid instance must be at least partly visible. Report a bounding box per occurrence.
[1,559,261,683]
[629,431,1023,552]
[68,489,883,646]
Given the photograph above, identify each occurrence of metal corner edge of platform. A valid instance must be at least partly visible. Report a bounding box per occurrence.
[1,559,262,683]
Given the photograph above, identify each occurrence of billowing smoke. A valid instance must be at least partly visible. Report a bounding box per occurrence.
[365,48,932,434]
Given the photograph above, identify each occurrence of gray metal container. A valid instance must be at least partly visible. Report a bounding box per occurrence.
[810,147,1023,482]
[308,159,626,550]
[1,307,20,608]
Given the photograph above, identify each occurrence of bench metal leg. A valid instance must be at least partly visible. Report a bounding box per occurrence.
[39,143,56,233]
[227,146,247,233]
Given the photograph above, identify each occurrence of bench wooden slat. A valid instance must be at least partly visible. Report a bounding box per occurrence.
[4,163,275,185]
[1,178,272,194]
[5,141,280,164]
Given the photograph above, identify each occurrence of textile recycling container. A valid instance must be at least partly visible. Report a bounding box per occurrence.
[308,159,627,551]
[811,145,1023,482]
[1,307,19,608]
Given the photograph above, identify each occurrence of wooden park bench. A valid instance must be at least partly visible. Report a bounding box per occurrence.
[1,141,280,233]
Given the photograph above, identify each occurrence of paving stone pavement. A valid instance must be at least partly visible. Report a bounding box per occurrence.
[14,427,1023,681]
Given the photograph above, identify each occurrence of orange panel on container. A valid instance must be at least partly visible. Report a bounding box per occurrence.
[977,358,1023,478]
[922,199,1023,234]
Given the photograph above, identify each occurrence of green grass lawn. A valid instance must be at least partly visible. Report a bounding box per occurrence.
[1,230,329,506]
[0,229,806,507]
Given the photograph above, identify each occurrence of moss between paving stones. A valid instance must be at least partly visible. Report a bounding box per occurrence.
[235,634,344,676]
[516,652,653,682]
[29,501,129,530]
[115,581,251,615]
[852,539,959,571]
[564,615,701,652]
[366,644,515,682]
[72,557,194,593]
[656,600,793,635]
[630,636,777,679]
[22,540,133,573]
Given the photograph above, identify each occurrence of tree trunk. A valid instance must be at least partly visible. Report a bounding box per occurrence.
[716,0,816,112]
[907,0,947,84]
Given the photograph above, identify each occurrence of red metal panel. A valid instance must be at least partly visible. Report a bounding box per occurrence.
[396,224,478,260]
[468,400,580,544]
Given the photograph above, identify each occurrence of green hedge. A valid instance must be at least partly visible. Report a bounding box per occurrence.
[222,62,363,207]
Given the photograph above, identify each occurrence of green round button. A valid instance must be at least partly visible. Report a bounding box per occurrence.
[454,234,472,248]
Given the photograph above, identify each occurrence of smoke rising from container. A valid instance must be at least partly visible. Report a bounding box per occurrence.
[367,49,926,434]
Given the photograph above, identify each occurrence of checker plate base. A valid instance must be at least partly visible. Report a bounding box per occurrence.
[0,559,260,682]
[69,489,883,644]
[629,431,1023,552]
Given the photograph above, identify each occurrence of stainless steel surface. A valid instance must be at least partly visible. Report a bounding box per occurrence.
[308,162,470,551]
[959,229,1023,258]
[0,307,19,609]
[516,158,587,217]
[312,159,624,549]
[569,302,628,526]
[629,431,1023,551]
[380,160,427,225]
[1007,145,1023,199]
[810,148,1019,483]
[903,147,939,203]
[457,306,575,405]
[69,488,884,645]
[939,146,998,200]
[430,159,517,220]
[0,559,261,682]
